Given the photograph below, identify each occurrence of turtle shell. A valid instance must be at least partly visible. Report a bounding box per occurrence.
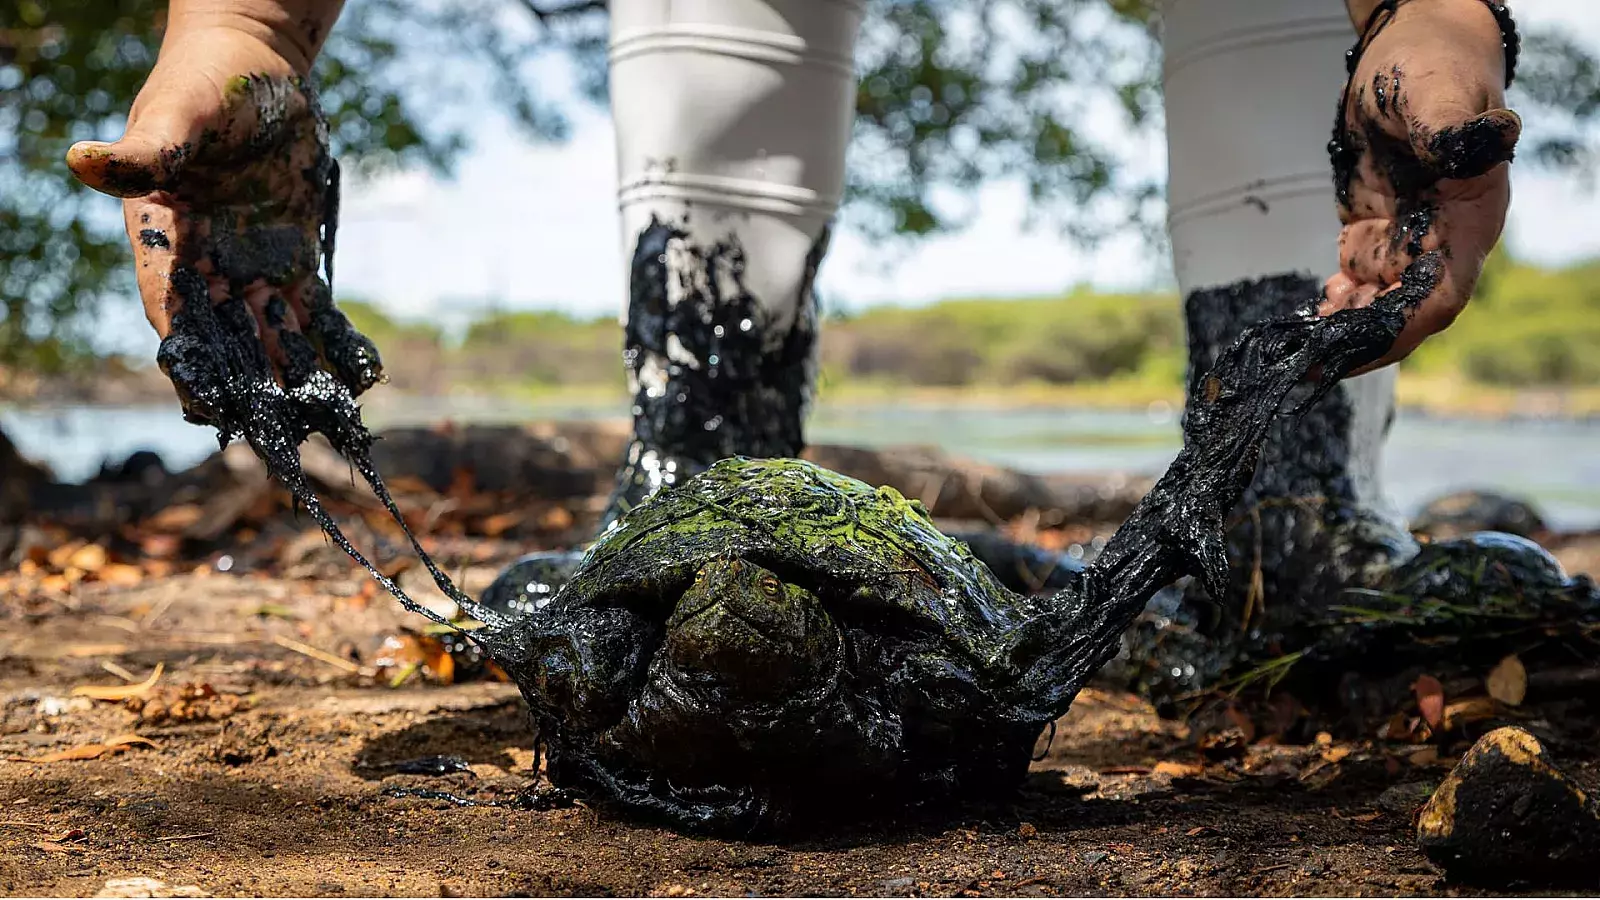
[487,457,1076,832]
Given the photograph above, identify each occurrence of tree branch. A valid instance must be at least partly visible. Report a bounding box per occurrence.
[514,0,607,24]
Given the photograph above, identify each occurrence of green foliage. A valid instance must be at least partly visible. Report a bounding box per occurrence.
[6,0,1600,378]
[1406,254,1600,387]
[847,0,1163,243]
[819,288,1183,389]
[346,251,1600,398]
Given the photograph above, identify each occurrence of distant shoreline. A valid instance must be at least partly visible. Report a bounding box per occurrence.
[4,372,1599,424]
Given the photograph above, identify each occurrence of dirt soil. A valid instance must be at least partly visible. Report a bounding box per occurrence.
[3,536,1600,898]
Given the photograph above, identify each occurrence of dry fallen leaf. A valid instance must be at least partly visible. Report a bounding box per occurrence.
[72,664,164,702]
[1320,745,1353,764]
[1413,675,1445,729]
[1408,745,1440,767]
[147,504,205,532]
[46,541,87,570]
[1154,760,1204,778]
[477,511,524,538]
[21,733,155,763]
[66,644,130,658]
[1486,654,1528,706]
[1442,697,1498,730]
[95,564,145,587]
[66,543,108,573]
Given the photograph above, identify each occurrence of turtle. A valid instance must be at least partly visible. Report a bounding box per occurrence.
[208,264,1430,833]
[455,290,1418,831]
[478,456,1133,831]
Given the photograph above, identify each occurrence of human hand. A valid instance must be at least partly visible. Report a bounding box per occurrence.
[1321,0,1519,371]
[65,22,381,434]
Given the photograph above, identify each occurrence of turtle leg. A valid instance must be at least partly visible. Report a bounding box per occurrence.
[479,550,587,619]
[944,529,1085,595]
[599,0,866,533]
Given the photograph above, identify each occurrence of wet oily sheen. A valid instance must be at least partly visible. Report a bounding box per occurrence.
[201,260,1444,831]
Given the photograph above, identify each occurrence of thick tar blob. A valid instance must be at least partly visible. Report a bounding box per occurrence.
[463,279,1450,834]
[605,218,822,531]
[1102,273,1416,704]
[1104,267,1598,711]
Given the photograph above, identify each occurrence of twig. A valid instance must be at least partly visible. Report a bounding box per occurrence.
[100,660,140,683]
[0,821,51,829]
[270,634,362,674]
[92,616,141,634]
[514,0,607,23]
[140,593,179,628]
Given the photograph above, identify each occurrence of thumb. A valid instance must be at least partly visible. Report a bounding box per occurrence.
[1412,107,1522,181]
[66,131,189,199]
[66,87,212,198]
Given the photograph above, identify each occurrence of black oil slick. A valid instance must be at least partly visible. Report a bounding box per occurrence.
[162,65,1594,836]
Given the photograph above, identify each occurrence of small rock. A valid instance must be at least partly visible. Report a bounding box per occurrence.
[1412,491,1546,539]
[1083,851,1109,865]
[881,876,915,892]
[1417,726,1600,886]
[1017,822,1038,839]
[95,877,210,898]
[1376,781,1435,815]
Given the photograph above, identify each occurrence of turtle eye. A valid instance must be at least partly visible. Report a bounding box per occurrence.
[760,575,782,598]
[693,568,708,585]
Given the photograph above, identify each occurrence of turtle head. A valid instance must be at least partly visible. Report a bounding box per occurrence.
[662,556,841,699]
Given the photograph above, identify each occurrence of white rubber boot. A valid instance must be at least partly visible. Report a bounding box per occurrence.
[602,0,865,530]
[1115,0,1420,703]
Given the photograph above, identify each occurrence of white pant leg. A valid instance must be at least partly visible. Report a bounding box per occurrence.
[601,0,864,526]
[610,0,864,332]
[1163,0,1397,516]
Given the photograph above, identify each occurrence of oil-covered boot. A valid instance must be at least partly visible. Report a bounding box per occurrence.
[1105,0,1418,705]
[600,218,826,533]
[483,0,863,617]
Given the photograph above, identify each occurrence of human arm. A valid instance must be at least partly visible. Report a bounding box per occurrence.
[64,0,382,422]
[1320,0,1519,371]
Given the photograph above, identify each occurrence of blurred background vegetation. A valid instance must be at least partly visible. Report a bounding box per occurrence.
[3,0,1600,407]
[330,247,1600,413]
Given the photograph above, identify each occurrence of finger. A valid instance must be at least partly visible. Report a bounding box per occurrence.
[66,87,212,197]
[243,283,302,385]
[123,200,187,337]
[1337,219,1411,290]
[67,134,193,199]
[1319,274,1378,316]
[1345,249,1478,374]
[298,278,385,396]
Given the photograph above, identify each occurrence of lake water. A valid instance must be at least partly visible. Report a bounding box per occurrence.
[6,398,1599,530]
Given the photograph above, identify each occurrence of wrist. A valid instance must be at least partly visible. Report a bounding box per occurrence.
[1347,0,1502,35]
[164,0,345,75]
[1345,0,1512,86]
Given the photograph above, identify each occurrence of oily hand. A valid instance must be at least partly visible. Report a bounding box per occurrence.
[65,41,381,438]
[1321,0,1519,369]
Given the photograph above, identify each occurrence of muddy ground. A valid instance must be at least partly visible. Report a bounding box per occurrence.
[3,529,1599,898]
